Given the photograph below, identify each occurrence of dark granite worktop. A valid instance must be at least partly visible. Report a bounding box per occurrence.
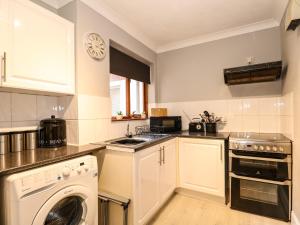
[105,131,229,152]
[0,144,105,175]
[1,131,228,175]
[171,130,230,140]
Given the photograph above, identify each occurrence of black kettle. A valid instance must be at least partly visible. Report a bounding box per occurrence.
[39,115,66,148]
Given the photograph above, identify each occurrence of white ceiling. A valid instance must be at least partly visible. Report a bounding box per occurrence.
[47,0,288,53]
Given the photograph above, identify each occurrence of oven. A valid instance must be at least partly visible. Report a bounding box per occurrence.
[228,136,292,222]
[229,150,292,221]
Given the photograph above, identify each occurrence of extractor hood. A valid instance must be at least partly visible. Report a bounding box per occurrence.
[224,61,282,85]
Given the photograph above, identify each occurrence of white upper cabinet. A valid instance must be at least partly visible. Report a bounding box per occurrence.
[179,138,225,198]
[0,0,75,95]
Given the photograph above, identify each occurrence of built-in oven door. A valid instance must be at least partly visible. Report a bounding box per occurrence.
[230,173,291,221]
[230,151,292,181]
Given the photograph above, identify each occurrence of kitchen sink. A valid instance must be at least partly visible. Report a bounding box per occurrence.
[111,138,147,145]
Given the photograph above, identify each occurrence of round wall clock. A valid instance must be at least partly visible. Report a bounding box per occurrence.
[85,33,106,60]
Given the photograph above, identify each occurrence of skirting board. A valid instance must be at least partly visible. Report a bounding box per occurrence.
[292,211,300,225]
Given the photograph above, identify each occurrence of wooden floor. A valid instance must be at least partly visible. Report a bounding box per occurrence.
[150,194,290,225]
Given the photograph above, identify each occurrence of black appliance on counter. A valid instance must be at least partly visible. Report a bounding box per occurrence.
[189,122,217,133]
[150,116,182,133]
[39,115,67,148]
[229,133,292,222]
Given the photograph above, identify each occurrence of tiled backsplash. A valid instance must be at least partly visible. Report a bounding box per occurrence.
[58,94,148,145]
[0,92,59,128]
[154,93,294,139]
[0,92,294,146]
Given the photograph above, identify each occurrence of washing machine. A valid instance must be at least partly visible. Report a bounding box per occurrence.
[0,155,98,225]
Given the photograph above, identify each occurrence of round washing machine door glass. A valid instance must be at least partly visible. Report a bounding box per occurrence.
[44,196,84,225]
[32,185,96,225]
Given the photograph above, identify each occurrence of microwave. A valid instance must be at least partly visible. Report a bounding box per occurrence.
[150,116,182,133]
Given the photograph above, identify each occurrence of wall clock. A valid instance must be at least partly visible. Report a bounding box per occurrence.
[85,33,106,60]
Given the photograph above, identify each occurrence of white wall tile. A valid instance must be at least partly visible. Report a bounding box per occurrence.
[11,121,38,127]
[280,116,294,140]
[242,98,259,115]
[58,96,78,120]
[11,93,37,121]
[37,96,58,120]
[242,115,260,132]
[258,97,280,116]
[0,122,11,128]
[279,93,294,116]
[78,119,96,145]
[228,99,243,115]
[259,116,280,133]
[0,92,11,122]
[227,115,243,132]
[78,95,111,119]
[66,120,79,145]
[94,119,110,142]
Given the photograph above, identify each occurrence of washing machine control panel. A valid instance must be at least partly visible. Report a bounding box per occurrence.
[16,155,98,195]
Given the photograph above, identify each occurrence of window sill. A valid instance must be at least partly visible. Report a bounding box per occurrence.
[111,117,148,122]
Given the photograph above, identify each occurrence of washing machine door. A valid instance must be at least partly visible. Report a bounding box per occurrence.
[32,185,97,225]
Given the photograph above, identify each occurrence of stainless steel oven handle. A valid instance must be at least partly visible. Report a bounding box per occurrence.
[230,172,292,186]
[229,151,292,163]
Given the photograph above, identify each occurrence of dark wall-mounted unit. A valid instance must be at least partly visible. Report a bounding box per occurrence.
[224,61,282,85]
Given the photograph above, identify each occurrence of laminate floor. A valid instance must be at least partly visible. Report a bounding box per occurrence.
[150,194,290,225]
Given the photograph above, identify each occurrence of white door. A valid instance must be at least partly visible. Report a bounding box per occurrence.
[0,0,75,94]
[179,138,225,197]
[135,146,160,225]
[159,139,176,203]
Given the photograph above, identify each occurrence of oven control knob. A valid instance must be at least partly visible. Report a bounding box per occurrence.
[234,144,239,149]
[259,146,264,151]
[272,146,278,152]
[240,144,246,149]
[62,167,71,177]
[265,146,271,151]
[253,145,258,150]
[279,147,284,152]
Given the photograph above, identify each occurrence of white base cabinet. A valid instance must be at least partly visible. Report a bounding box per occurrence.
[178,138,225,198]
[134,139,176,225]
[0,0,75,95]
[99,137,226,225]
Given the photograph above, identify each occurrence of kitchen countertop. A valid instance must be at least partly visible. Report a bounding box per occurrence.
[173,131,230,140]
[105,131,229,152]
[0,144,105,176]
[0,132,229,174]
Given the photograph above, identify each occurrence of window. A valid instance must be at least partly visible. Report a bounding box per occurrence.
[110,74,148,120]
[109,45,150,121]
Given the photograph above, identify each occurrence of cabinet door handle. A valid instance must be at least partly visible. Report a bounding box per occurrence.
[1,52,6,82]
[162,146,165,164]
[220,144,223,161]
[159,147,162,165]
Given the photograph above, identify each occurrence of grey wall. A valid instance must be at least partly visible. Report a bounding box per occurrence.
[59,0,157,102]
[157,27,282,103]
[30,0,58,13]
[281,17,300,220]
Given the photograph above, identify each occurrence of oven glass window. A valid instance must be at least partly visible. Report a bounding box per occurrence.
[240,179,278,204]
[44,196,84,225]
[162,120,175,127]
[232,158,289,181]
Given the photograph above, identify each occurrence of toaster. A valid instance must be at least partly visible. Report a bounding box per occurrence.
[189,122,205,132]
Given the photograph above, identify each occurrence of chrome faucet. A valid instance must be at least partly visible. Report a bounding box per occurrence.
[126,122,133,138]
